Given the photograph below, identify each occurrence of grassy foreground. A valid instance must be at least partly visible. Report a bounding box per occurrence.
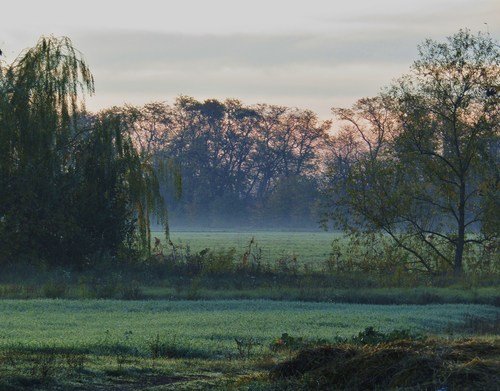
[0,299,498,389]
[1,300,498,354]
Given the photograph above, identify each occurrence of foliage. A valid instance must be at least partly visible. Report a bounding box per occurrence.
[350,326,421,345]
[325,30,500,275]
[156,231,499,282]
[0,36,170,268]
[270,333,327,352]
[0,36,94,265]
[270,327,421,353]
[146,97,330,228]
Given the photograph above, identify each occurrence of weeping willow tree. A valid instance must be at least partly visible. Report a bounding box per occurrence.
[0,36,170,268]
[82,108,173,259]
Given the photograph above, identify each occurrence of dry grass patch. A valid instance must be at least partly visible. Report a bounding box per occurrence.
[270,338,499,390]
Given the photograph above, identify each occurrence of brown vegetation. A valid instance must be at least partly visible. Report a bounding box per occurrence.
[271,338,500,390]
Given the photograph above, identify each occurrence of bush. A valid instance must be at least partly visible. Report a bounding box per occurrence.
[270,328,420,353]
[350,327,421,345]
[146,333,209,359]
[120,280,143,300]
[270,333,308,352]
[42,282,67,299]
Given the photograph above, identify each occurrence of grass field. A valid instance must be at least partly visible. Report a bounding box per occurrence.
[0,299,498,389]
[1,300,497,356]
[1,232,498,389]
[161,230,339,264]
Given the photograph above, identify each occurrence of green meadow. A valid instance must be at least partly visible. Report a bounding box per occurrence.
[0,299,497,390]
[162,230,339,264]
[1,299,497,356]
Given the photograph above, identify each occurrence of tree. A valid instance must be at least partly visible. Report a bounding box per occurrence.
[159,97,329,228]
[0,36,95,264]
[0,36,169,267]
[327,30,499,275]
[106,102,181,240]
[394,30,499,274]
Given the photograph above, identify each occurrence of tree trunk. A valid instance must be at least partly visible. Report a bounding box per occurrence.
[453,180,466,276]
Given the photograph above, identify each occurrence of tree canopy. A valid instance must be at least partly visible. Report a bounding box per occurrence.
[0,36,169,268]
[325,30,499,275]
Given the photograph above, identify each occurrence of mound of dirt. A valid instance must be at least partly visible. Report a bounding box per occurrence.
[270,339,499,390]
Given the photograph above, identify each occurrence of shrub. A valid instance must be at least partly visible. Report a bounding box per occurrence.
[235,337,260,358]
[275,255,299,275]
[350,327,421,345]
[42,281,67,299]
[203,248,236,274]
[120,280,143,300]
[146,333,209,359]
[270,333,329,353]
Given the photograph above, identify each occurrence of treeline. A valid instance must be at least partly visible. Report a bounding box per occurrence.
[0,30,498,276]
[110,98,330,228]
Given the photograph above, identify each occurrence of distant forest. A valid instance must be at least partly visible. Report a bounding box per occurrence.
[115,98,331,229]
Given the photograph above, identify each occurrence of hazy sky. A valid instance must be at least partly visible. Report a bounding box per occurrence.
[1,0,499,118]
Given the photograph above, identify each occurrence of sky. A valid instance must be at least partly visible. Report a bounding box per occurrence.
[1,0,499,118]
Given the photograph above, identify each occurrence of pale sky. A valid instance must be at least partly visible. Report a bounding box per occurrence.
[1,0,499,118]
